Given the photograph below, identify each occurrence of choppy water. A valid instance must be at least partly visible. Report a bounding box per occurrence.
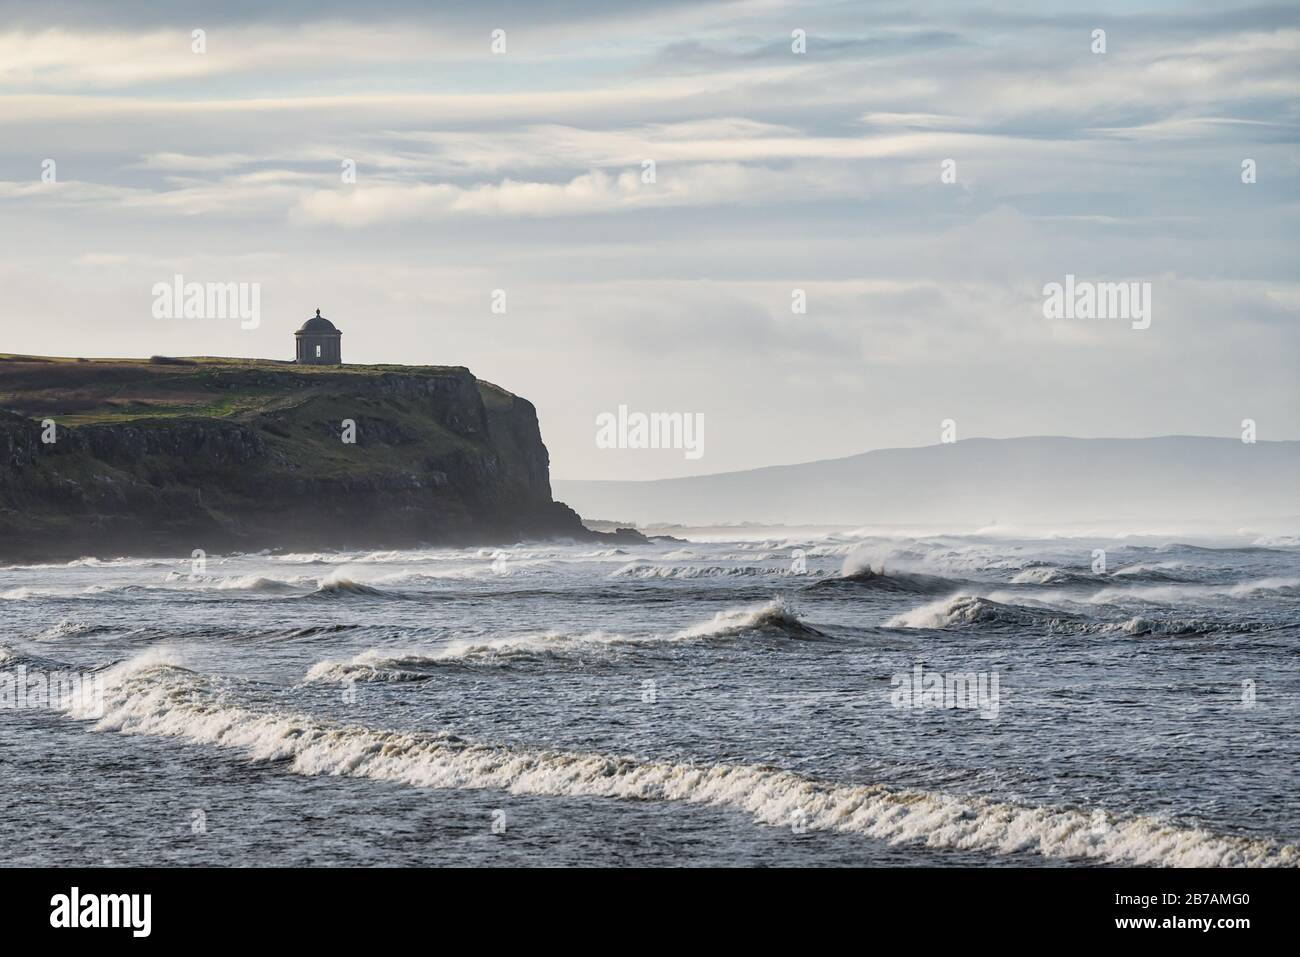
[2,530,1298,867]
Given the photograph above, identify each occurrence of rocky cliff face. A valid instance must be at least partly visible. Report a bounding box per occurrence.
[0,360,592,561]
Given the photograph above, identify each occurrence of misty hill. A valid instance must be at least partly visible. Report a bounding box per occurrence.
[0,354,597,560]
[554,436,1300,528]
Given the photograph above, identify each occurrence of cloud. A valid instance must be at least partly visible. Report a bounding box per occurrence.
[134,153,260,171]
[0,0,723,30]
[0,0,1297,480]
[291,162,866,225]
[0,25,480,89]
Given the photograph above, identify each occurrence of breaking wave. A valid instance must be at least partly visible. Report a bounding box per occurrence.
[308,576,392,599]
[29,618,111,642]
[303,631,631,680]
[1110,616,1227,638]
[304,599,826,680]
[1010,567,1098,587]
[55,655,1299,868]
[886,594,1080,630]
[305,650,463,683]
[610,562,816,580]
[209,575,300,593]
[672,597,826,641]
[1108,562,1197,583]
[808,564,956,594]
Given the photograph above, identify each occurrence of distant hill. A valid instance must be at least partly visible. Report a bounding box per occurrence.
[554,436,1300,528]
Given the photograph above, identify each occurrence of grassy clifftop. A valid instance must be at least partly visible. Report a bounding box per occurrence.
[0,354,494,425]
[0,354,589,559]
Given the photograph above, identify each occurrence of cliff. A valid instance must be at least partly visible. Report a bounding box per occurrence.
[0,355,598,561]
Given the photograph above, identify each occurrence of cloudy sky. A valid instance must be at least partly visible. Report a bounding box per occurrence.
[0,0,1296,479]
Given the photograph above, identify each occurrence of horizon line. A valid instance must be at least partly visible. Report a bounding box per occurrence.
[554,433,1296,484]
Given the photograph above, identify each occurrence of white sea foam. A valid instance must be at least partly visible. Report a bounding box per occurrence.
[60,655,1299,868]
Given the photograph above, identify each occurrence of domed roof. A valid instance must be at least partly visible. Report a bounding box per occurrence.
[296,308,340,335]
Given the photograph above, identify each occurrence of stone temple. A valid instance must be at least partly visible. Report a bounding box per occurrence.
[294,309,342,364]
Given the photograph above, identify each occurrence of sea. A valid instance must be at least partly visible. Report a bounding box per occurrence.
[2,528,1297,867]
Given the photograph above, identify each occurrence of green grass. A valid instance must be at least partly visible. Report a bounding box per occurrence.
[0,354,519,487]
[0,354,476,425]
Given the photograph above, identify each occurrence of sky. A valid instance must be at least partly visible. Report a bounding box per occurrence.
[0,0,1296,480]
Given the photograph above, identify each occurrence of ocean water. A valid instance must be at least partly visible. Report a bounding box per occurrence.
[2,530,1298,868]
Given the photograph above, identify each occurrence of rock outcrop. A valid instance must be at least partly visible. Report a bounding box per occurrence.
[0,358,606,561]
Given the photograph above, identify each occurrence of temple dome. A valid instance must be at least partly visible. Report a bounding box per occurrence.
[296,309,340,335]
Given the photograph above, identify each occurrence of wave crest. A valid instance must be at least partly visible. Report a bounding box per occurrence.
[1010,567,1097,586]
[610,562,815,580]
[310,576,390,598]
[304,632,630,680]
[673,597,825,641]
[809,564,955,594]
[54,656,1299,868]
[887,594,1075,630]
[305,600,827,681]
